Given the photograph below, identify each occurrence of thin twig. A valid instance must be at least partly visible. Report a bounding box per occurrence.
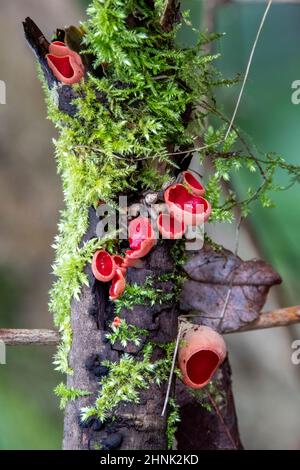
[0,306,299,346]
[178,305,300,334]
[235,306,300,333]
[206,391,238,449]
[163,0,274,159]
[161,321,184,417]
[216,215,243,332]
[224,0,273,140]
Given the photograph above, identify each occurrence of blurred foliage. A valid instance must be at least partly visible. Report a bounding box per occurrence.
[0,347,61,449]
[0,268,23,326]
[216,3,300,304]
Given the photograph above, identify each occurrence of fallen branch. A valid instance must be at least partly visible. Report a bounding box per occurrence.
[0,329,59,346]
[0,306,299,346]
[236,306,300,333]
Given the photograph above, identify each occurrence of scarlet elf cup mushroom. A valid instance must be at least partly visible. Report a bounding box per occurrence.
[164,183,211,227]
[178,323,227,389]
[109,268,126,301]
[182,171,205,197]
[125,216,156,263]
[157,212,186,240]
[46,41,84,85]
[92,250,116,283]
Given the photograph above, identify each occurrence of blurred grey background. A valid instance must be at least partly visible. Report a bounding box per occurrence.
[0,0,299,449]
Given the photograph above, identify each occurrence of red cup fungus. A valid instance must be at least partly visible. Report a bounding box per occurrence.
[164,184,211,226]
[125,217,156,261]
[112,255,127,275]
[178,323,227,389]
[182,171,205,196]
[157,213,186,240]
[109,268,126,301]
[112,316,122,328]
[92,250,116,282]
[46,41,84,85]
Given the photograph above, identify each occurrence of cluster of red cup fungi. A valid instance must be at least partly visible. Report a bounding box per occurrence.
[46,41,84,85]
[92,172,211,301]
[91,217,156,301]
[157,171,211,239]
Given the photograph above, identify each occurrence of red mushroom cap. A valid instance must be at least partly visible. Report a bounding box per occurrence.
[157,213,186,240]
[112,255,127,276]
[126,217,156,260]
[49,41,83,66]
[165,184,211,226]
[46,41,84,85]
[182,171,205,196]
[112,316,122,328]
[178,324,227,389]
[109,268,126,301]
[46,54,84,85]
[92,250,116,282]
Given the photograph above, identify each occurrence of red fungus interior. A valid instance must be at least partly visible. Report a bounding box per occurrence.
[129,221,143,250]
[159,213,185,236]
[110,271,121,295]
[186,350,219,385]
[52,41,65,47]
[48,55,74,78]
[96,251,113,277]
[129,218,153,250]
[169,185,208,214]
[110,270,124,298]
[113,255,124,268]
[184,172,203,191]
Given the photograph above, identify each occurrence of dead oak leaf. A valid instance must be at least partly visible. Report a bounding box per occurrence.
[180,244,282,333]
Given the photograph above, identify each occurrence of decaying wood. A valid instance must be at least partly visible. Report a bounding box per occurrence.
[64,208,181,450]
[0,329,59,346]
[2,305,300,346]
[237,305,300,333]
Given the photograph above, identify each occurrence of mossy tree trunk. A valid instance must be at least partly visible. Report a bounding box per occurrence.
[62,210,244,450]
[22,6,244,451]
[22,2,284,450]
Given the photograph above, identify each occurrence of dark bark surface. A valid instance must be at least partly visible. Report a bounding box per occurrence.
[176,358,243,450]
[64,208,181,450]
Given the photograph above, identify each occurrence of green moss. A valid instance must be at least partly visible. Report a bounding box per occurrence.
[114,276,175,315]
[81,342,174,422]
[189,379,226,413]
[106,320,148,348]
[167,398,180,449]
[54,383,91,410]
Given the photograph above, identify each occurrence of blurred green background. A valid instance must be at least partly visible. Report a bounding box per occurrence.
[0,0,299,449]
